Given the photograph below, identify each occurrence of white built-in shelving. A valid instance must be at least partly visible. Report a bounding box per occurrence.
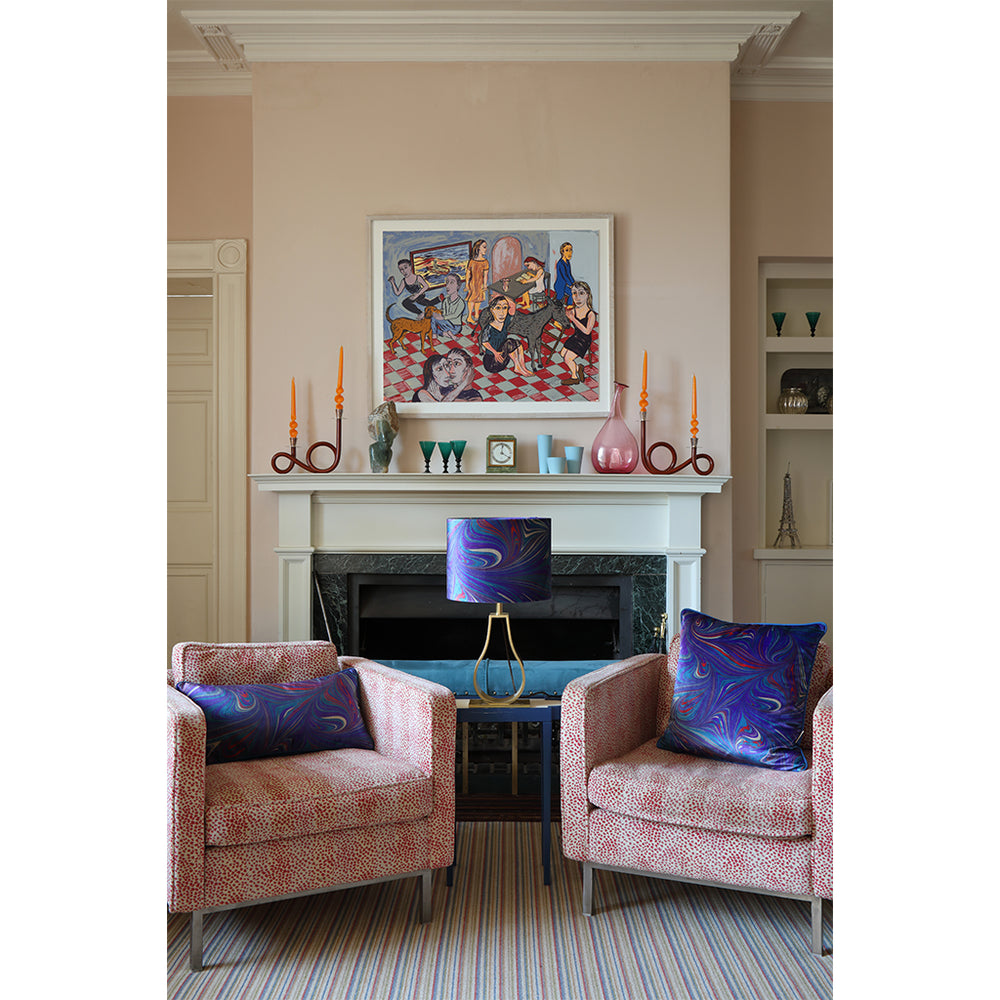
[753,260,833,638]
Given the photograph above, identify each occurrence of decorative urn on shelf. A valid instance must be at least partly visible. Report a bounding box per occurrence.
[776,386,809,415]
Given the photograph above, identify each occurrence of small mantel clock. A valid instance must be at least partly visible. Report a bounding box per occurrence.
[486,435,517,473]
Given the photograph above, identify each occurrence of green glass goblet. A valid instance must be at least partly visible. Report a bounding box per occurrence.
[771,311,786,337]
[419,440,436,473]
[437,440,454,473]
[450,440,467,473]
[806,311,821,337]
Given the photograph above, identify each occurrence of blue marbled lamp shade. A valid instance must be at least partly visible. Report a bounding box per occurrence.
[446,517,552,604]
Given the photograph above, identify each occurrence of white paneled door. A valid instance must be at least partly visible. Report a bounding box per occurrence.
[168,281,217,656]
[167,241,248,667]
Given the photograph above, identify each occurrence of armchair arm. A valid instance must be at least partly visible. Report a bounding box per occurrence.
[560,653,664,860]
[346,658,456,870]
[811,686,833,898]
[167,684,206,913]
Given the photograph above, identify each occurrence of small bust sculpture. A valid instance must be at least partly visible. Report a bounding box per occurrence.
[367,401,399,473]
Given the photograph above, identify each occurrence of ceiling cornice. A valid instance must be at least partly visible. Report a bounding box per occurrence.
[168,8,830,101]
[731,56,832,101]
[181,9,797,62]
[168,52,252,96]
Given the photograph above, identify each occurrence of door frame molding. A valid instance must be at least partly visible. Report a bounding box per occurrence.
[168,239,248,640]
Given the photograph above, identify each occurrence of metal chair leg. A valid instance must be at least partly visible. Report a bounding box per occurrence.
[582,863,594,916]
[811,897,825,955]
[420,870,432,923]
[189,911,204,972]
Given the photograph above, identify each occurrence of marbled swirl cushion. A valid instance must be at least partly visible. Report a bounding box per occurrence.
[656,609,826,771]
[177,668,374,764]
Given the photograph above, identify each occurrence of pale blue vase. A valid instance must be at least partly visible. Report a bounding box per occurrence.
[537,434,553,473]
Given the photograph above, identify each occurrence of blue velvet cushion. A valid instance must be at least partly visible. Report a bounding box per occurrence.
[177,668,374,764]
[656,609,826,771]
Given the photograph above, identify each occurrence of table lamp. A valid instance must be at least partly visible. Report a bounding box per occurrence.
[446,517,552,705]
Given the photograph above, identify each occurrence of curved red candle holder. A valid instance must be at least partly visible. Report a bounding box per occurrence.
[271,411,343,473]
[639,411,715,476]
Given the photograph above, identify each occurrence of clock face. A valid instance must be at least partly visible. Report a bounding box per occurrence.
[487,436,516,471]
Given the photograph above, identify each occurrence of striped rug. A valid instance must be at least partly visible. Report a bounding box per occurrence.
[167,823,832,999]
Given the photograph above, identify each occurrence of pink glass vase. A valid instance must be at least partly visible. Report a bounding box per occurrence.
[591,381,639,474]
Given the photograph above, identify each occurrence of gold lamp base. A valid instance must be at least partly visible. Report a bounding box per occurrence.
[472,604,527,706]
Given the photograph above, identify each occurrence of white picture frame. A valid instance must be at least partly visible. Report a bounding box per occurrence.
[370,215,614,417]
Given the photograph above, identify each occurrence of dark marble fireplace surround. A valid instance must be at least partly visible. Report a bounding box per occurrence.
[313,551,667,662]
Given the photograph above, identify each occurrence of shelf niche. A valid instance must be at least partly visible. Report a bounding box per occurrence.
[755,260,833,638]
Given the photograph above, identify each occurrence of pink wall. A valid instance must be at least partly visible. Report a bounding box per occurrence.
[730,100,833,620]
[248,61,733,640]
[166,73,833,642]
[167,97,253,240]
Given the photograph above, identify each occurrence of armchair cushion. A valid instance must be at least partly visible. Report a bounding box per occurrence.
[178,668,373,764]
[204,748,433,847]
[656,610,826,771]
[588,738,813,839]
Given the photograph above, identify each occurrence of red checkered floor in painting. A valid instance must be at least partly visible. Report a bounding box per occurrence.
[382,320,599,405]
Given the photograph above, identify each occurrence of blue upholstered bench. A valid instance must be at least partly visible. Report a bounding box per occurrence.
[376,659,616,699]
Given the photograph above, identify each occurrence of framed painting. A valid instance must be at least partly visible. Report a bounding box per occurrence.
[370,215,614,417]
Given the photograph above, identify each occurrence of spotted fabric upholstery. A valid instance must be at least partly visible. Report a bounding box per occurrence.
[560,654,663,861]
[201,820,440,911]
[811,688,833,898]
[172,640,340,686]
[167,642,455,916]
[340,656,456,872]
[561,636,832,901]
[167,684,207,914]
[588,739,814,839]
[588,810,813,895]
[204,749,433,847]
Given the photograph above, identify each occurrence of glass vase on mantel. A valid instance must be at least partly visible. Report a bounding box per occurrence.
[591,381,639,473]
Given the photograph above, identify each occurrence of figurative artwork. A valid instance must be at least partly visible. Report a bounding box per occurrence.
[370,216,614,417]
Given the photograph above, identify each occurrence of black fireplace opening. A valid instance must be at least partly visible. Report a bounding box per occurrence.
[348,573,633,662]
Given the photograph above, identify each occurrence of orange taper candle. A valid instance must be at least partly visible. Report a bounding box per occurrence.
[335,346,344,411]
[289,378,298,439]
[690,375,698,438]
[640,351,648,413]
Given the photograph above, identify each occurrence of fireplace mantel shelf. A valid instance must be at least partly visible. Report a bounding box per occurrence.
[251,472,729,641]
[250,472,729,497]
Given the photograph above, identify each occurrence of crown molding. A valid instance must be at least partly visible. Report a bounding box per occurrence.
[179,8,798,62]
[170,8,830,100]
[731,57,832,101]
[168,52,252,96]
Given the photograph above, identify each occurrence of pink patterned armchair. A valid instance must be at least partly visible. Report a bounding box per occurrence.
[560,636,833,954]
[168,641,455,971]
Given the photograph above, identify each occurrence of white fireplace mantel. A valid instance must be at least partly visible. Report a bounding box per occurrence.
[251,472,729,641]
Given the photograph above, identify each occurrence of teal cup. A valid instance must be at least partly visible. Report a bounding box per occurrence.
[547,456,566,474]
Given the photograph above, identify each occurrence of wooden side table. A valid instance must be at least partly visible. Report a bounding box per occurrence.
[454,698,562,885]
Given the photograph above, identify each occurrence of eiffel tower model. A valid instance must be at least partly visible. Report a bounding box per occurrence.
[773,467,801,548]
